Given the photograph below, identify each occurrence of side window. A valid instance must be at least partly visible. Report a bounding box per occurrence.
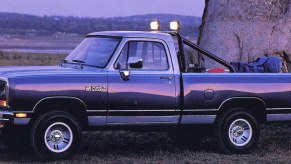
[184,44,229,73]
[115,41,169,70]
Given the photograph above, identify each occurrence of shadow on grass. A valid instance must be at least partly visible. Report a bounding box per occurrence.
[80,131,217,155]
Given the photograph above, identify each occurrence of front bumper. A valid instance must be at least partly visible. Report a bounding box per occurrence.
[0,110,14,128]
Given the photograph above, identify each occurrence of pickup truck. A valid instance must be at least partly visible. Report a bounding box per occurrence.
[0,31,290,160]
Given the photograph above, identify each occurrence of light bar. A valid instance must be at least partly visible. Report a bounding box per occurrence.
[150,21,160,31]
[170,21,180,31]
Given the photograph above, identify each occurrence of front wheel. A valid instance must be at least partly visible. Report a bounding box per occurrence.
[215,109,260,154]
[30,111,82,160]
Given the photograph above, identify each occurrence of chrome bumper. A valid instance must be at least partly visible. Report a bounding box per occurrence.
[0,110,14,128]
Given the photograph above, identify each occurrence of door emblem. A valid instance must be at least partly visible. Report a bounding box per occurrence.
[85,86,107,92]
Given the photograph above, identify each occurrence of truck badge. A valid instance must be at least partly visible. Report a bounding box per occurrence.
[85,86,107,92]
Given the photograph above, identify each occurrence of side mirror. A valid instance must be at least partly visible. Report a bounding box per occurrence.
[128,57,143,69]
[120,70,130,81]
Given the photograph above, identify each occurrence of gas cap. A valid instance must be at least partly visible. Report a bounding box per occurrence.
[204,89,214,100]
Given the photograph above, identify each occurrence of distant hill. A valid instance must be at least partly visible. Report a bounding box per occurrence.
[0,12,201,37]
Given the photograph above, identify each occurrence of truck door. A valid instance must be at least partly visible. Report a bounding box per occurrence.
[107,39,179,125]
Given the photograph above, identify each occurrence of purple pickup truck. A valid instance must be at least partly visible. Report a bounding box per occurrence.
[0,30,290,160]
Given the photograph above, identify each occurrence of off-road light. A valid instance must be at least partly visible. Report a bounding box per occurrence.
[15,113,27,118]
[150,21,160,31]
[170,21,180,31]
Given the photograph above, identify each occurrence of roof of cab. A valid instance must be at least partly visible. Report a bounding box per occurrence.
[87,31,174,42]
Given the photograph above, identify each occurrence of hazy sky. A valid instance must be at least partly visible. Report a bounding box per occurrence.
[0,0,205,18]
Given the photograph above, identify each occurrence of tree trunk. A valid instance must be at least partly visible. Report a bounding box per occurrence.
[198,0,291,72]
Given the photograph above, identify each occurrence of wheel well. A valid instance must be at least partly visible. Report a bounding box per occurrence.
[218,98,267,123]
[30,97,88,129]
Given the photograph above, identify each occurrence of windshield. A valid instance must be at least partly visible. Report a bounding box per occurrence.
[66,37,121,68]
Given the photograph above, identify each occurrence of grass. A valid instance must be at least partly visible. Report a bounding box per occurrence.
[0,51,67,66]
[0,123,290,163]
[0,52,290,163]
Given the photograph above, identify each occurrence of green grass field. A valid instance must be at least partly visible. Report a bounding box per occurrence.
[0,51,67,66]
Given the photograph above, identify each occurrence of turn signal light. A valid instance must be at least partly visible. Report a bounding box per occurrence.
[0,100,7,107]
[16,113,27,118]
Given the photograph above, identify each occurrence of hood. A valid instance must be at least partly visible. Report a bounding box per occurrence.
[0,65,105,79]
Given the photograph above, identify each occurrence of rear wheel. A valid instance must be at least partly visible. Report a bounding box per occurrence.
[30,111,82,160]
[215,109,260,153]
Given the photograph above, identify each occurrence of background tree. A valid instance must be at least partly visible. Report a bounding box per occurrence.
[198,0,291,72]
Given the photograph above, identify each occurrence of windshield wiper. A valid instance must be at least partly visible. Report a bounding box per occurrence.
[72,59,86,64]
[60,59,68,66]
[61,59,68,63]
[70,59,102,68]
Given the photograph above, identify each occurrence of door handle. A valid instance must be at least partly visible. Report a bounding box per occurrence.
[160,76,172,80]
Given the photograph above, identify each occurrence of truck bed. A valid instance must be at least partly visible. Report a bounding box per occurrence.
[181,73,291,124]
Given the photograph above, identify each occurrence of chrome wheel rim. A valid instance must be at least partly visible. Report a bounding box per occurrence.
[228,119,252,147]
[44,122,73,153]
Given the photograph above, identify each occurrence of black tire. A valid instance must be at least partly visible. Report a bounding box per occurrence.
[215,109,260,154]
[30,111,82,160]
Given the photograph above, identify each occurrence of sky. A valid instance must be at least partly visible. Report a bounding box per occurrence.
[0,0,205,18]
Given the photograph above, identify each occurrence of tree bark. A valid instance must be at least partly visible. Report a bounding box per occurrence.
[198,0,291,72]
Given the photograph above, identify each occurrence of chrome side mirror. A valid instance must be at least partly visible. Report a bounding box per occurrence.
[120,70,130,81]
